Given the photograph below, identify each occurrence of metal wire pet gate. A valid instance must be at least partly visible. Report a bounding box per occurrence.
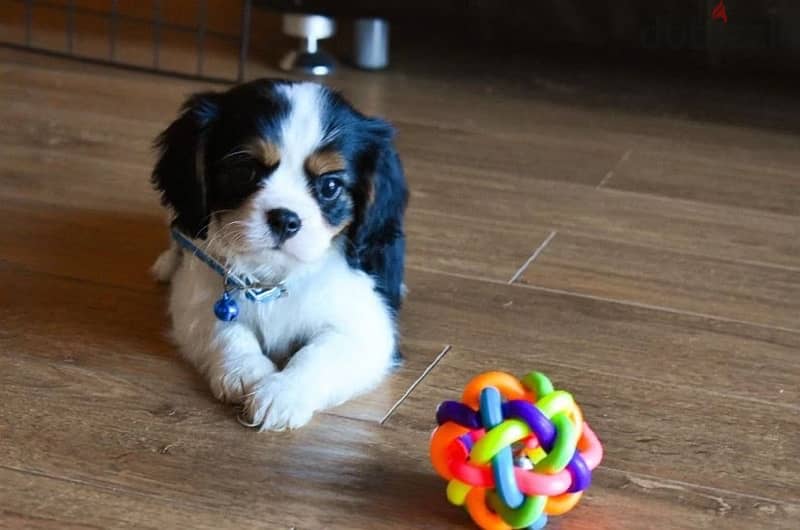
[0,0,253,82]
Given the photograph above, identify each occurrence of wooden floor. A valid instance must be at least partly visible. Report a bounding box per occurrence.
[0,45,799,530]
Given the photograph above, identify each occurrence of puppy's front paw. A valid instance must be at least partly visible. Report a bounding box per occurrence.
[241,373,315,431]
[207,355,275,405]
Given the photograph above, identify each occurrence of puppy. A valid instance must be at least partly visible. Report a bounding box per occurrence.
[151,79,407,431]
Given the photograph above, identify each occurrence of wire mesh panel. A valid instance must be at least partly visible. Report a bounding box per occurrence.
[0,0,252,82]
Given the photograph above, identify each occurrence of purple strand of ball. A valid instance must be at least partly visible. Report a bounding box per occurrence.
[436,398,593,492]
[459,433,475,451]
[503,399,592,493]
[501,401,556,450]
[566,452,592,492]
[436,401,481,428]
[503,400,592,492]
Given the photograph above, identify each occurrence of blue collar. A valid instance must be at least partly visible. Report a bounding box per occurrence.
[170,227,288,304]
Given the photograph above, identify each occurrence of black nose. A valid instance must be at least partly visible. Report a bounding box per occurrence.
[266,208,302,243]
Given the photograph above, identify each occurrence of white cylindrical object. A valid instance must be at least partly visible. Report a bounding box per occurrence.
[282,14,336,41]
[353,18,389,70]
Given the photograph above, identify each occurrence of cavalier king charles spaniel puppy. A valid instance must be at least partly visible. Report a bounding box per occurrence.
[151,79,407,431]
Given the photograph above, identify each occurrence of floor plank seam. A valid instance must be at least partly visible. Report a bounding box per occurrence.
[516,282,800,335]
[379,344,451,425]
[595,180,800,221]
[557,228,800,274]
[409,207,799,273]
[413,161,800,223]
[601,466,800,507]
[508,230,558,284]
[530,356,799,412]
[407,265,800,335]
[0,257,160,296]
[596,170,614,189]
[0,464,196,509]
[6,194,793,280]
[596,148,632,189]
[408,207,547,236]
[0,463,288,525]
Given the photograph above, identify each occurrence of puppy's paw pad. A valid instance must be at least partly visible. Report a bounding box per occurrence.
[208,356,275,405]
[241,374,315,431]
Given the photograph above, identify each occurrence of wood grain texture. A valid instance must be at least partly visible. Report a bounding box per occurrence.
[1,467,262,530]
[2,42,800,530]
[406,159,800,269]
[518,232,800,330]
[387,347,800,524]
[0,259,448,425]
[0,353,462,530]
[405,210,553,282]
[606,140,800,215]
[394,121,624,187]
[4,348,798,530]
[402,270,800,408]
[0,199,166,291]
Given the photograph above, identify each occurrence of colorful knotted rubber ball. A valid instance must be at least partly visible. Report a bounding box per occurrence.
[430,371,603,530]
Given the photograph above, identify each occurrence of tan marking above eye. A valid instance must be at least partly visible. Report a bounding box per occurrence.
[250,139,280,167]
[305,149,346,177]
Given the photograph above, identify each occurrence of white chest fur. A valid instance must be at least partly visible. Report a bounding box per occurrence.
[157,245,396,430]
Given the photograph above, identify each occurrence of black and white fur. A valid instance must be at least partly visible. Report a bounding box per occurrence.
[151,79,407,431]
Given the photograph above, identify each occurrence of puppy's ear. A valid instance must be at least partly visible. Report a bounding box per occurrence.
[348,118,408,312]
[152,92,220,238]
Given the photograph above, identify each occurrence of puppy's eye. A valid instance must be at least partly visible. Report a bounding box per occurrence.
[319,175,344,201]
[227,166,256,181]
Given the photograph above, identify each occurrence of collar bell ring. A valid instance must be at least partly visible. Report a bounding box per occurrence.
[171,228,287,322]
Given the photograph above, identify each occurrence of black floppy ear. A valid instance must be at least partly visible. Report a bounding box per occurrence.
[348,118,409,313]
[151,92,220,238]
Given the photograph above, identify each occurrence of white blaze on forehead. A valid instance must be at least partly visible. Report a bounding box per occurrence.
[253,82,332,263]
[275,82,326,166]
[266,82,326,209]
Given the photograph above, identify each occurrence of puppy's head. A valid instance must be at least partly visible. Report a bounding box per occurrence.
[153,80,404,272]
